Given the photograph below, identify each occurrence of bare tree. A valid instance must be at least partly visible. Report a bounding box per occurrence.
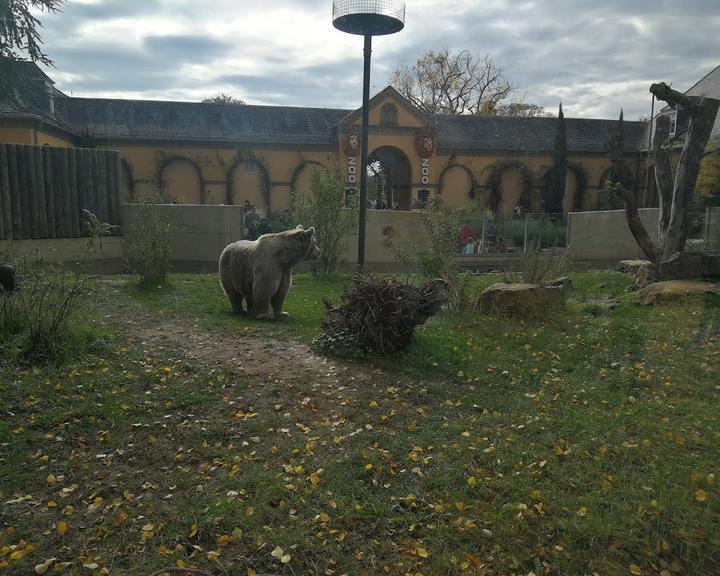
[614,82,720,279]
[389,49,516,116]
[494,102,550,118]
[201,93,245,105]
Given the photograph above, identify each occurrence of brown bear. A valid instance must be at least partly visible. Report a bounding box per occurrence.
[219,225,320,319]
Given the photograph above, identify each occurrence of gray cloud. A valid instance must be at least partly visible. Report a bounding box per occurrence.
[34,0,720,119]
[143,35,231,63]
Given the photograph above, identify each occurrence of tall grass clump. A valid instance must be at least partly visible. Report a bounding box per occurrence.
[124,186,176,287]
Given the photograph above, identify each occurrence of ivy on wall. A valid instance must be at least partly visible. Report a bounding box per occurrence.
[483,160,535,213]
[290,159,326,198]
[567,161,590,211]
[153,151,207,203]
[222,148,271,208]
[540,161,590,212]
[438,163,480,202]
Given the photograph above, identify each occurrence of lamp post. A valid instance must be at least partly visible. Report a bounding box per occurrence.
[332,0,405,269]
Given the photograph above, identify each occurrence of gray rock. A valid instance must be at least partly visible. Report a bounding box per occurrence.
[480,282,566,316]
[637,280,720,305]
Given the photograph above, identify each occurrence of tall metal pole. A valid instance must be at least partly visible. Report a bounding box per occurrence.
[357,33,372,270]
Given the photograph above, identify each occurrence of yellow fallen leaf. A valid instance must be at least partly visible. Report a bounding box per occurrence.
[10,551,23,561]
[416,546,429,558]
[232,527,243,540]
[271,546,284,559]
[695,489,708,502]
[319,512,330,523]
[629,564,642,575]
[247,568,256,576]
[46,474,56,486]
[56,521,68,536]
[207,550,221,561]
[467,476,477,487]
[310,472,320,486]
[217,535,230,547]
[34,558,56,574]
[280,554,291,564]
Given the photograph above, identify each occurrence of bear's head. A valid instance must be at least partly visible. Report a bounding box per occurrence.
[276,225,320,265]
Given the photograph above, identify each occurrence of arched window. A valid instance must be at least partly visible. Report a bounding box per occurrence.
[380,103,398,127]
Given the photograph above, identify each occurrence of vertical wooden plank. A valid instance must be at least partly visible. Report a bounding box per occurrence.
[75,148,87,219]
[43,146,57,238]
[0,145,11,240]
[18,145,34,239]
[35,146,48,238]
[27,145,41,238]
[68,148,80,237]
[96,150,109,223]
[7,145,22,239]
[107,152,121,226]
[85,149,96,217]
[57,148,71,238]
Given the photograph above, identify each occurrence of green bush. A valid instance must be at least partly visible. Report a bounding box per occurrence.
[124,186,176,287]
[290,168,357,276]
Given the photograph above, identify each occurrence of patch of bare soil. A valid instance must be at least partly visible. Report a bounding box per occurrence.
[90,278,373,391]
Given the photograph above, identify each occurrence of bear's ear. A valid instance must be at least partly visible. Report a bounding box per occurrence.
[304,226,315,237]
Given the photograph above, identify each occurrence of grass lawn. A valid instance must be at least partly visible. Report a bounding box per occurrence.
[1,272,719,576]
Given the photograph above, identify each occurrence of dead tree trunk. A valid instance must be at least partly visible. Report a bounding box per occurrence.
[615,82,720,278]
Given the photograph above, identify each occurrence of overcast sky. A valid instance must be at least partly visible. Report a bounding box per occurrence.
[36,0,720,120]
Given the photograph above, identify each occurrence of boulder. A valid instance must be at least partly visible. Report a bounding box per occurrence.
[657,251,720,280]
[637,280,720,305]
[480,282,565,316]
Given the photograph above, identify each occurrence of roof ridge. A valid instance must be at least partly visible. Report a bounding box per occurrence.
[57,96,352,114]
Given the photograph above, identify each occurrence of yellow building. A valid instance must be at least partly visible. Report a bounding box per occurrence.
[1,64,649,216]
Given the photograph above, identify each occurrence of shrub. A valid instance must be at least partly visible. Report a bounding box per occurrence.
[291,168,357,276]
[123,186,176,287]
[0,258,90,362]
[82,209,120,254]
[503,240,568,285]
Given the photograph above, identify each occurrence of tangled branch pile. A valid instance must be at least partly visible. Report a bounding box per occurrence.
[316,274,449,356]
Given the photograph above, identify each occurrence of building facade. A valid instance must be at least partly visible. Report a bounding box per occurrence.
[1,65,650,216]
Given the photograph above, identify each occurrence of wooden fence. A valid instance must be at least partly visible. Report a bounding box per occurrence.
[0,144,121,240]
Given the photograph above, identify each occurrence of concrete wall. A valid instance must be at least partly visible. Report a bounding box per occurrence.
[0,237,124,273]
[336,209,427,271]
[121,203,244,272]
[567,208,660,261]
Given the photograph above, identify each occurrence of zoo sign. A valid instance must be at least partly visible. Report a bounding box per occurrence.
[420,158,430,185]
[348,156,357,184]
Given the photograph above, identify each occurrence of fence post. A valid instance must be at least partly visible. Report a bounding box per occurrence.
[523,214,529,254]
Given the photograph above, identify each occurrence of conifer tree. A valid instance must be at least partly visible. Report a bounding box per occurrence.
[546,103,567,213]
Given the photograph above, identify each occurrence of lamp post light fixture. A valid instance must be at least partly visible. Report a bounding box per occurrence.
[332,0,406,269]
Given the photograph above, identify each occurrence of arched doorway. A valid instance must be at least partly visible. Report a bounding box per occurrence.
[367,146,411,210]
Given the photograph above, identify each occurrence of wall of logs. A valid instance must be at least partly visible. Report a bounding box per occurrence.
[0,144,121,240]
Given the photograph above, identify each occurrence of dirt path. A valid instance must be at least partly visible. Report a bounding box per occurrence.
[91,278,373,390]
